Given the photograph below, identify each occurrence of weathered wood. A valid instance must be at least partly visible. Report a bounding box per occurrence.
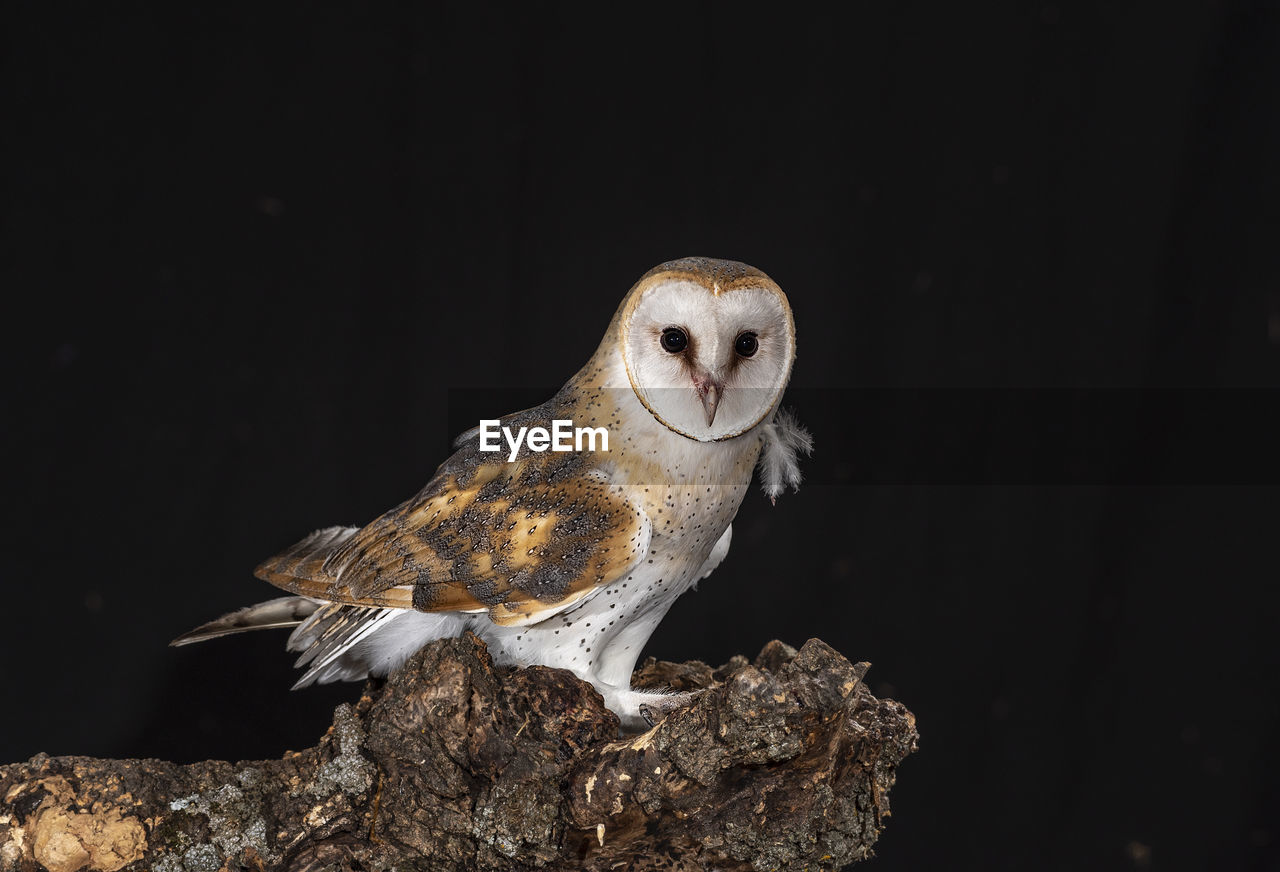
[0,635,917,871]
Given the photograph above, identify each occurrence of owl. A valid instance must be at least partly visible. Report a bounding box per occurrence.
[173,257,811,729]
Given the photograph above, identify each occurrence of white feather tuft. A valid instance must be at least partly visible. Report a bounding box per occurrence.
[757,407,813,502]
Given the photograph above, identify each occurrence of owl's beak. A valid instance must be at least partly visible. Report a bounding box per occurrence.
[693,374,723,427]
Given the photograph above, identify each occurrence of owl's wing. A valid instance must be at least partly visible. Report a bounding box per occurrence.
[254,454,650,628]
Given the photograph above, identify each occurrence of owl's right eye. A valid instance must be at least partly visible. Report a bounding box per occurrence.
[660,327,688,354]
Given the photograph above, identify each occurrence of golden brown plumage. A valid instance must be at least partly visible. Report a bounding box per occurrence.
[255,430,651,626]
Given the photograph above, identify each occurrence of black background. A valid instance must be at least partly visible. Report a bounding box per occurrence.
[5,4,1279,870]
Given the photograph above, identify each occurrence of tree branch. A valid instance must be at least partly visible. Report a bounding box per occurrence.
[1,635,917,871]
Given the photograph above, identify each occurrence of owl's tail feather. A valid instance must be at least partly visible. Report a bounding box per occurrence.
[287,605,473,689]
[286,603,402,689]
[169,596,321,646]
[170,596,410,689]
[173,594,469,690]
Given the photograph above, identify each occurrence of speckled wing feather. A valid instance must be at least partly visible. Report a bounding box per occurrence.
[255,440,651,628]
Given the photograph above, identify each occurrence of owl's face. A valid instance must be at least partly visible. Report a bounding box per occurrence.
[618,259,795,442]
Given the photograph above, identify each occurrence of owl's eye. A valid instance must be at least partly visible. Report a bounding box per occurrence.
[660,327,688,354]
[735,332,759,357]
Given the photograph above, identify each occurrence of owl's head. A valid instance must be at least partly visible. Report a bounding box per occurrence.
[614,257,796,442]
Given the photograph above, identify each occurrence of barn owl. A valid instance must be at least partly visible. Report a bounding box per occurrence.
[173,257,811,729]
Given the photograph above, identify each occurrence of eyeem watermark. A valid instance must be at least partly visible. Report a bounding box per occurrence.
[478,419,609,462]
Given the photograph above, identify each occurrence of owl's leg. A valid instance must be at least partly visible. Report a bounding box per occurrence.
[591,595,711,730]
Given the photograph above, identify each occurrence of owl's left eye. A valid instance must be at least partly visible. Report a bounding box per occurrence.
[735,332,759,357]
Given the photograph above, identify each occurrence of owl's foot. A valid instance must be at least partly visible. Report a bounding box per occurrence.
[637,690,701,727]
[596,684,704,731]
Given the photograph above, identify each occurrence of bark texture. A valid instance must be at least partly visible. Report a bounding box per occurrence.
[0,634,917,872]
